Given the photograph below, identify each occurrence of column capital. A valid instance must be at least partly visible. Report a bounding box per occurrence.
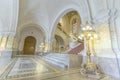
[0,32,15,37]
[8,32,16,37]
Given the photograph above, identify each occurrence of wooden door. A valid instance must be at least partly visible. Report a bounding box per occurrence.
[23,36,36,55]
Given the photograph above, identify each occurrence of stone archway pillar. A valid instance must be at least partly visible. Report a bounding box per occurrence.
[0,33,8,50]
[108,9,120,55]
[44,36,53,53]
[6,32,15,50]
[0,32,15,58]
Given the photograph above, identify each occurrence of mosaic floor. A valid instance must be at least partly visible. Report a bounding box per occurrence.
[0,56,118,80]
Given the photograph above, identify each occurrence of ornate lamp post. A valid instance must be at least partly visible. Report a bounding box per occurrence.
[79,22,103,79]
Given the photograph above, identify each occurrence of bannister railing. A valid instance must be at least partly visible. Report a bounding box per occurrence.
[68,43,84,54]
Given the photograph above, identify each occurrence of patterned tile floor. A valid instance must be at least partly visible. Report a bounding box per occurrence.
[0,56,118,80]
[0,58,13,77]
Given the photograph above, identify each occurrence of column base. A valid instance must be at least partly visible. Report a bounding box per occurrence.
[80,62,104,79]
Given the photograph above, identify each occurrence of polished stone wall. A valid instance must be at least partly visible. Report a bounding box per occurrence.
[82,56,120,79]
[69,54,83,68]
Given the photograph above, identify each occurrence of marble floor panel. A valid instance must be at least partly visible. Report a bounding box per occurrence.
[5,57,57,80]
[0,58,15,77]
[0,56,118,80]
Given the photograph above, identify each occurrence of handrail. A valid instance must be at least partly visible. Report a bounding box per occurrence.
[68,43,84,54]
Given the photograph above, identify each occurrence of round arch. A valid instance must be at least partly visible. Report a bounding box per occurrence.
[16,23,46,53]
[18,23,46,38]
[55,35,65,46]
[49,5,85,41]
[23,36,36,55]
[53,35,65,52]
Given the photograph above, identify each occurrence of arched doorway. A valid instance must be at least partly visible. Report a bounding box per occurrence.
[51,11,84,53]
[23,36,36,55]
[52,35,65,52]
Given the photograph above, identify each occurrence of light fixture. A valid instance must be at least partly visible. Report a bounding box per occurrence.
[82,27,86,31]
[88,33,92,37]
[39,42,45,53]
[94,33,98,39]
[39,42,45,48]
[80,21,103,79]
[78,35,83,40]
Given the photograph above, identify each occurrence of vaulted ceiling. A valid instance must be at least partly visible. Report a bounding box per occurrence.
[0,0,120,36]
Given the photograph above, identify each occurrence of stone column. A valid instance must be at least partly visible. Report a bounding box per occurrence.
[6,32,15,50]
[45,36,56,53]
[0,34,8,50]
[0,35,3,56]
[108,9,120,55]
[44,39,50,52]
[0,32,14,59]
[108,8,120,78]
[0,35,2,47]
[115,13,120,54]
[51,38,56,52]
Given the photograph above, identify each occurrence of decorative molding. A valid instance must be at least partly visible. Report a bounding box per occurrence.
[12,0,19,32]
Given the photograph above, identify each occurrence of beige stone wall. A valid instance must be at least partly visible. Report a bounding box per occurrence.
[94,24,114,57]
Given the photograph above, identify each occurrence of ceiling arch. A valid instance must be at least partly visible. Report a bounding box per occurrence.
[49,5,84,40]
[18,0,49,32]
[16,23,46,43]
[55,35,65,46]
[18,23,46,36]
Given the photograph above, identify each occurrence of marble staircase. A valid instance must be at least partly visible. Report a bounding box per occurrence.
[40,53,69,69]
[40,53,83,69]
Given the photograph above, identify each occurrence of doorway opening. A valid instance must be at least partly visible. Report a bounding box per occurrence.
[23,36,36,55]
